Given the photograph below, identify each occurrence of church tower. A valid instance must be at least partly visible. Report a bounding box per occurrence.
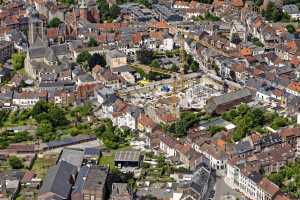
[28,17,46,47]
[79,0,88,20]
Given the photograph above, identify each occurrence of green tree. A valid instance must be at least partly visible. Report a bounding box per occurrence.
[286,24,296,33]
[48,106,68,127]
[190,61,199,72]
[0,110,10,127]
[208,126,225,135]
[97,1,120,21]
[136,49,154,65]
[88,37,98,47]
[97,0,110,21]
[37,121,54,142]
[110,4,121,19]
[204,12,220,21]
[150,59,160,68]
[59,0,74,5]
[251,37,264,47]
[271,116,288,130]
[88,53,106,69]
[282,12,291,22]
[252,0,263,6]
[198,0,213,3]
[11,53,25,71]
[171,64,178,72]
[49,17,62,28]
[32,100,49,120]
[76,51,92,64]
[8,156,23,169]
[262,2,283,22]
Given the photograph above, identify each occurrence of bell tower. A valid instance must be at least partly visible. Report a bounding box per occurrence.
[79,0,88,20]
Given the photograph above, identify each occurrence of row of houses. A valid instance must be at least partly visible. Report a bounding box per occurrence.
[158,121,300,199]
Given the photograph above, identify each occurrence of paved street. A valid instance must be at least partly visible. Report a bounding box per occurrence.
[215,178,245,200]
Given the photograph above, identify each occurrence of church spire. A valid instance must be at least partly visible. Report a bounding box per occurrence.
[79,0,87,9]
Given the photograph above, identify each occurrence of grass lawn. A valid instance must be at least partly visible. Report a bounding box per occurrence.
[99,146,132,169]
[99,153,115,168]
[31,154,58,179]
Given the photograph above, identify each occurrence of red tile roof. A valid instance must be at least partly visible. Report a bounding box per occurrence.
[259,178,279,197]
[21,171,36,183]
[160,134,179,148]
[288,81,300,92]
[160,113,177,123]
[274,194,291,200]
[47,28,59,39]
[138,114,157,129]
[231,0,244,7]
[279,127,300,138]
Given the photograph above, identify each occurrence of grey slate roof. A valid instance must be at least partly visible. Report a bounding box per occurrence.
[84,147,101,156]
[28,47,46,59]
[210,88,252,106]
[234,140,254,155]
[247,171,262,183]
[282,4,299,14]
[58,148,84,169]
[39,161,77,199]
[115,151,141,162]
[45,135,97,149]
[28,44,69,60]
[107,49,126,58]
[45,48,58,63]
[72,166,108,195]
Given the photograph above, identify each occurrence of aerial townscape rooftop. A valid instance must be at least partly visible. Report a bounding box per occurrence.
[1,0,300,199]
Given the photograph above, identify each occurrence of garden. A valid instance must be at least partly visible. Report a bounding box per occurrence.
[222,104,292,141]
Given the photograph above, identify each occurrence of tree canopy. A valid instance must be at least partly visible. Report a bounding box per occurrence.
[9,156,23,169]
[268,161,300,199]
[97,0,120,22]
[11,53,25,71]
[222,104,291,141]
[167,112,203,137]
[77,51,92,64]
[32,100,68,127]
[88,37,98,47]
[262,2,283,22]
[58,0,74,6]
[286,24,296,33]
[88,53,106,69]
[49,17,62,28]
[136,49,154,65]
[95,120,133,149]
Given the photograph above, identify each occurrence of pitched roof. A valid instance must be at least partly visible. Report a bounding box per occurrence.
[287,81,300,92]
[231,0,244,7]
[274,194,291,200]
[208,88,252,106]
[278,127,300,138]
[259,177,279,197]
[58,148,84,169]
[160,134,179,148]
[39,161,77,199]
[72,166,108,195]
[138,114,157,129]
[21,171,36,183]
[47,28,59,39]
